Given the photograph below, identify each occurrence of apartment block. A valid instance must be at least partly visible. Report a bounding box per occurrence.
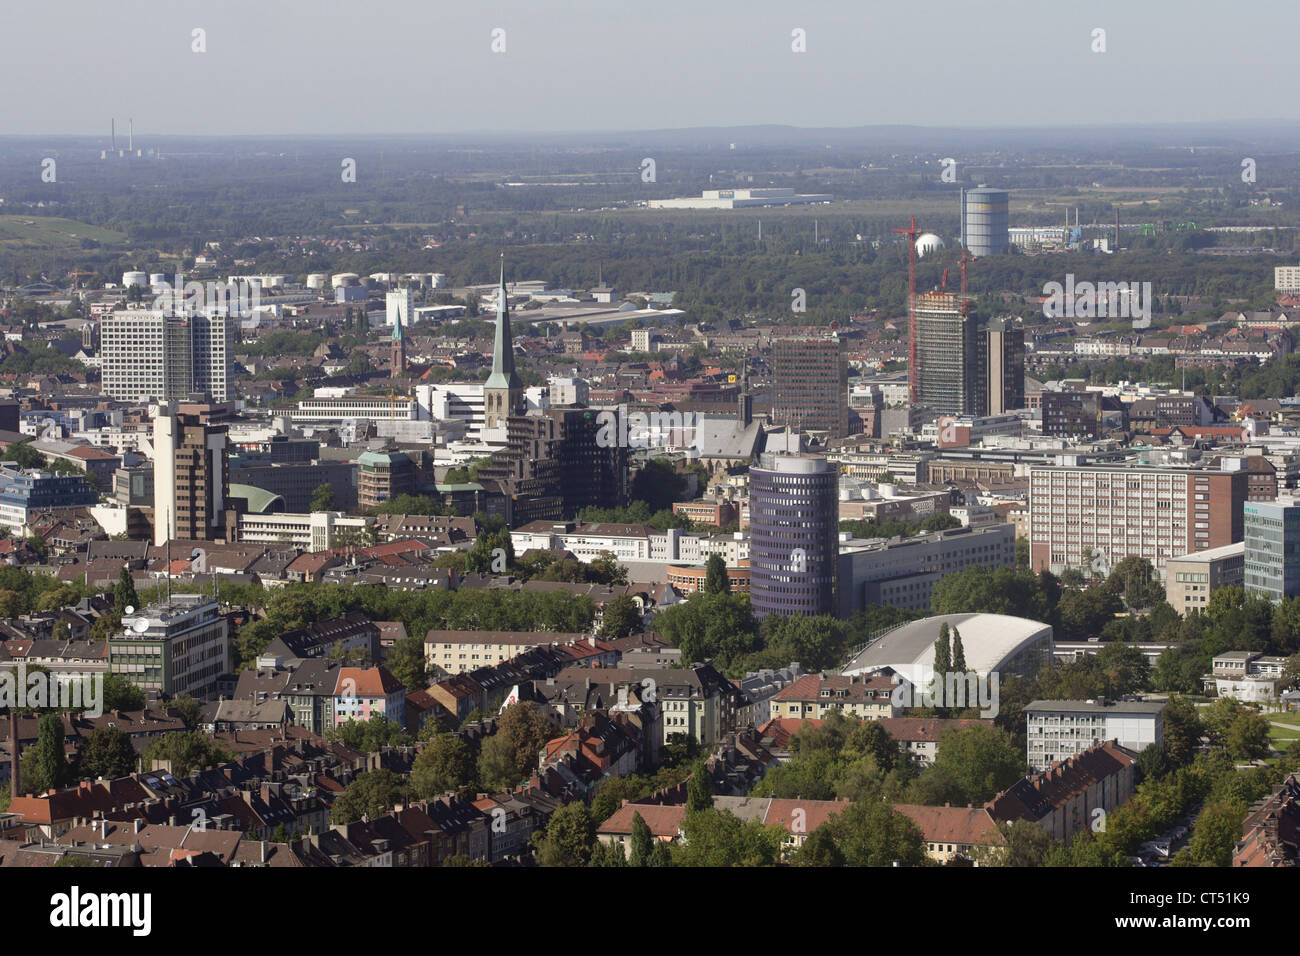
[1244,496,1300,602]
[1029,459,1247,574]
[1024,698,1165,773]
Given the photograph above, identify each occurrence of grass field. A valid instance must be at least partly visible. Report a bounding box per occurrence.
[0,215,126,246]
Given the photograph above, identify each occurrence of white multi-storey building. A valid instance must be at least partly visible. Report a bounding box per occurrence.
[1024,698,1165,772]
[100,310,232,403]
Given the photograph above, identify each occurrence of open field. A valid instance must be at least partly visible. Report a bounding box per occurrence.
[0,215,125,246]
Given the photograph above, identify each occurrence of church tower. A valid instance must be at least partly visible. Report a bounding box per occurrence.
[483,256,523,428]
[390,299,406,378]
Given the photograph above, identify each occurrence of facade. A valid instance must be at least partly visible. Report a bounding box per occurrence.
[0,467,98,534]
[109,595,230,698]
[153,403,230,546]
[1024,698,1165,773]
[748,454,838,618]
[985,316,1025,415]
[987,741,1137,844]
[913,292,983,414]
[1244,497,1300,602]
[238,511,371,550]
[357,451,417,508]
[333,666,406,729]
[1165,541,1245,615]
[292,396,417,423]
[770,335,849,438]
[1041,391,1103,440]
[100,311,232,403]
[1029,461,1248,574]
[1207,651,1289,701]
[837,523,1015,616]
[424,630,592,675]
[770,673,900,721]
[385,288,413,328]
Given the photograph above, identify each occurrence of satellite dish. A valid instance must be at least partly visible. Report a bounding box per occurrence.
[124,605,135,615]
[132,618,150,634]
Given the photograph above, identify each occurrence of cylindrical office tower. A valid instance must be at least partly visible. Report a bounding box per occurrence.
[749,454,838,618]
[962,187,1009,256]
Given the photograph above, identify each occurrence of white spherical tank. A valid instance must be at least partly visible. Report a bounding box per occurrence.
[915,233,945,259]
[122,271,148,288]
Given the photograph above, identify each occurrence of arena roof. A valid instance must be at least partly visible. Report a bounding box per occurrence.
[842,613,1052,680]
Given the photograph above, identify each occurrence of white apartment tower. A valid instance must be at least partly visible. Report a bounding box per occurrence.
[100,311,232,403]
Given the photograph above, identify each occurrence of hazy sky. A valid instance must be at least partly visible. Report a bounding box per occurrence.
[2,0,1293,136]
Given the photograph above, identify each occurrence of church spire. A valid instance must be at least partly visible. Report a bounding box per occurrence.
[485,253,522,391]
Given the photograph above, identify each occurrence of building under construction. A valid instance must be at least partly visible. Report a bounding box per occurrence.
[913,291,984,416]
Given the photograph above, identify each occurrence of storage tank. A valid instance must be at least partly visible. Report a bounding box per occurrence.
[331,272,359,288]
[306,273,327,289]
[877,483,897,498]
[122,271,148,288]
[148,272,168,288]
[961,186,1010,256]
[430,273,448,288]
[915,233,944,259]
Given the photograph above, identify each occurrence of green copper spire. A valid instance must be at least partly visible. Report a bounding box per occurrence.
[391,307,404,342]
[484,254,522,391]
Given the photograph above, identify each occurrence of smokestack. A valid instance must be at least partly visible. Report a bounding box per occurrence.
[129,118,133,152]
[111,119,116,152]
[8,710,17,798]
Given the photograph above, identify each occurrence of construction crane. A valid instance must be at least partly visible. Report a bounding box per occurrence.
[892,217,921,404]
[67,270,94,291]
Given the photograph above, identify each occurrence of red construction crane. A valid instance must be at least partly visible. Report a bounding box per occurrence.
[892,217,921,404]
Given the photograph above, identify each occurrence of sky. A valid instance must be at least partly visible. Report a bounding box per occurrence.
[0,0,1293,137]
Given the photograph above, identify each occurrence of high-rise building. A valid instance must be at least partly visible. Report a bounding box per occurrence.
[357,451,418,508]
[961,187,1009,257]
[1041,390,1104,440]
[770,335,849,437]
[385,288,413,328]
[748,454,838,618]
[1244,497,1300,602]
[153,402,231,545]
[101,311,232,403]
[110,595,230,697]
[985,316,1024,415]
[483,261,523,431]
[913,293,983,415]
[1029,460,1248,574]
[475,407,627,526]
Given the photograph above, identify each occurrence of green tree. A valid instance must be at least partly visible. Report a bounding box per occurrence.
[478,734,522,790]
[686,760,713,812]
[950,626,966,674]
[497,703,553,781]
[628,811,654,866]
[819,801,927,867]
[386,633,428,690]
[1176,799,1246,868]
[101,674,145,712]
[309,483,337,512]
[1225,710,1271,761]
[331,769,406,825]
[703,553,730,595]
[25,713,69,793]
[113,566,139,615]
[933,623,952,680]
[78,727,137,780]
[531,802,597,866]
[411,734,478,799]
[598,594,641,639]
[142,732,234,777]
[914,725,1027,806]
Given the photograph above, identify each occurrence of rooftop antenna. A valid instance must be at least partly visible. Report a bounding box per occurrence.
[758,220,762,241]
